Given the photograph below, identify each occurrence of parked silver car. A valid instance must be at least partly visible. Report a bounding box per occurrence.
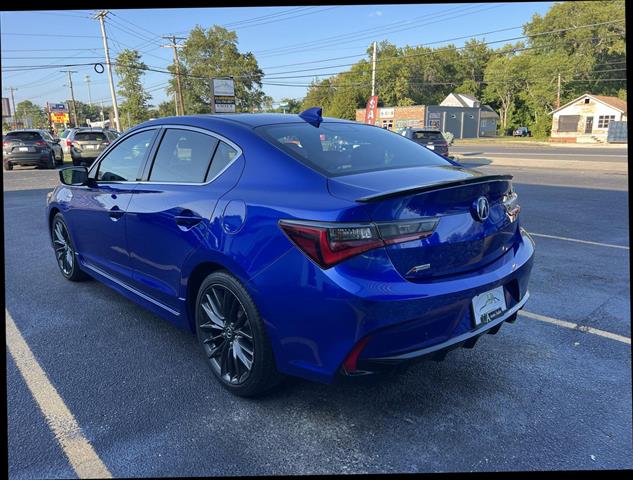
[68,128,118,166]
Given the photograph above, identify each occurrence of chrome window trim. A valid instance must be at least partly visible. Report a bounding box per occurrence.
[143,124,244,186]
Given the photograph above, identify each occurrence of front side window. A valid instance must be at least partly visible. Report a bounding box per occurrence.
[256,122,449,177]
[149,129,219,183]
[96,129,156,182]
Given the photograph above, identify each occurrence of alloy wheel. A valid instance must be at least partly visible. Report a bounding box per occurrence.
[198,284,255,385]
[53,220,74,276]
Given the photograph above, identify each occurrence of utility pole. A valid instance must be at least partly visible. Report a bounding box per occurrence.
[85,75,93,106]
[5,87,18,129]
[371,41,377,97]
[61,70,78,127]
[161,36,186,116]
[556,73,561,109]
[93,10,121,131]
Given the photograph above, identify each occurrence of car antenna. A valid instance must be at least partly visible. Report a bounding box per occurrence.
[299,107,323,126]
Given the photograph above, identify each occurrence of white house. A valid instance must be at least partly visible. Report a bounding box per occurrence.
[440,93,481,108]
[549,93,627,143]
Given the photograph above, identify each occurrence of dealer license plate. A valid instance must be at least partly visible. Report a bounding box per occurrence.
[471,286,507,327]
[85,144,95,150]
[18,146,29,152]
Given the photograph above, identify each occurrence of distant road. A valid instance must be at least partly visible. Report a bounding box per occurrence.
[451,143,628,163]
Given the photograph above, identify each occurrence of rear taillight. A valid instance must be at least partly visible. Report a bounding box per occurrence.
[35,140,47,147]
[279,218,439,268]
[2,141,9,148]
[100,141,110,147]
[66,138,72,147]
[503,191,521,221]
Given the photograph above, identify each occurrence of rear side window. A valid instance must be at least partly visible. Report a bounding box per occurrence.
[75,131,107,142]
[149,129,219,183]
[206,141,239,181]
[97,129,156,182]
[256,122,448,177]
[5,132,43,141]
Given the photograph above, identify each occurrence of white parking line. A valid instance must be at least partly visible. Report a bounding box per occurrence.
[5,310,112,479]
[520,310,631,344]
[529,232,629,250]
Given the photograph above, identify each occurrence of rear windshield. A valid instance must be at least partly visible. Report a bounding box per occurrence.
[412,131,444,141]
[256,122,449,177]
[5,132,43,141]
[74,131,107,142]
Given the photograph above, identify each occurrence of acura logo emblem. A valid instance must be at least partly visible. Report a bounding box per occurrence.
[474,196,490,221]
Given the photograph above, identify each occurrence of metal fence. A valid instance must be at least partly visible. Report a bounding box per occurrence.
[607,121,628,143]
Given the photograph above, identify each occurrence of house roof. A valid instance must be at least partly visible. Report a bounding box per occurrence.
[440,93,480,108]
[550,93,627,115]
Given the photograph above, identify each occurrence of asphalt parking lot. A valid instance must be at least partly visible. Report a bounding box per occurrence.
[4,144,631,477]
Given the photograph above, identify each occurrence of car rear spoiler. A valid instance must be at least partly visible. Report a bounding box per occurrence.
[355,174,513,203]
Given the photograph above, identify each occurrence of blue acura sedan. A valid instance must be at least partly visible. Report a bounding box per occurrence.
[46,108,534,396]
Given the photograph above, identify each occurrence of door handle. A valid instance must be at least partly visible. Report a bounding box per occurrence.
[174,210,203,229]
[109,205,125,221]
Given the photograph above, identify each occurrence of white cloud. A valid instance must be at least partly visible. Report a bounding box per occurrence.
[369,10,383,17]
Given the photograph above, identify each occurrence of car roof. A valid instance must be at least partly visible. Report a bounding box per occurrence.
[142,113,358,130]
[7,129,45,133]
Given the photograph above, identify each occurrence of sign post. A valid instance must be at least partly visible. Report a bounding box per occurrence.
[364,96,379,125]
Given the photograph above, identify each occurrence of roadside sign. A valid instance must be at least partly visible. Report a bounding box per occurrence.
[2,97,11,117]
[364,96,378,125]
[50,112,70,123]
[214,96,236,113]
[212,78,235,96]
[49,103,68,113]
[211,78,236,113]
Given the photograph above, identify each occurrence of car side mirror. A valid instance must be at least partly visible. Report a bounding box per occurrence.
[53,138,60,144]
[59,166,89,186]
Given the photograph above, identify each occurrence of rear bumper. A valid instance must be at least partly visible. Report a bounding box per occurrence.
[248,225,535,384]
[4,152,48,165]
[357,291,528,372]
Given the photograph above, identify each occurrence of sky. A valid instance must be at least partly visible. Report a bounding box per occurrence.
[1,2,553,111]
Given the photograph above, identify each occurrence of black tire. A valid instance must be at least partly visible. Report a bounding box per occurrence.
[45,152,55,169]
[4,162,12,171]
[56,151,64,165]
[195,271,283,397]
[51,213,87,281]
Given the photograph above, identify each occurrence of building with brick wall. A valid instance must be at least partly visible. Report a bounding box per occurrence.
[549,93,627,143]
[355,93,499,138]
[355,105,426,130]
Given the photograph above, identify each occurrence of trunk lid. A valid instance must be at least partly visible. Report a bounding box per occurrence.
[328,165,519,280]
[72,131,109,154]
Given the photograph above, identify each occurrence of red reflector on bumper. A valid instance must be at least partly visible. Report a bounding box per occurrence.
[342,336,370,374]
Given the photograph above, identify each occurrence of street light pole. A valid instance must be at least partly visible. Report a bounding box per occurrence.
[61,70,79,127]
[85,75,93,106]
[371,41,377,97]
[93,10,121,131]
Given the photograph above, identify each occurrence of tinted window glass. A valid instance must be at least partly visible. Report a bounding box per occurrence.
[59,130,71,139]
[206,141,239,181]
[257,123,449,177]
[5,132,43,141]
[412,131,444,141]
[97,129,155,182]
[149,129,218,183]
[75,131,107,142]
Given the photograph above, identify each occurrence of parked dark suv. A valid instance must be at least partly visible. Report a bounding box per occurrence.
[69,128,118,166]
[3,129,63,170]
[399,127,449,157]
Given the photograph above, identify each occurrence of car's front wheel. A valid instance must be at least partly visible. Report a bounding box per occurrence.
[4,162,12,171]
[52,214,87,281]
[195,271,283,397]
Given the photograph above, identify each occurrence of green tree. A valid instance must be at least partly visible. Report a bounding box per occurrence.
[15,100,49,129]
[156,100,177,117]
[168,26,266,113]
[115,49,152,128]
